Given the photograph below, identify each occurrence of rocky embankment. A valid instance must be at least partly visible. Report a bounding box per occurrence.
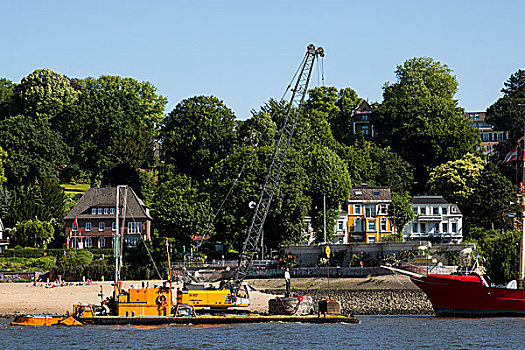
[260,289,434,315]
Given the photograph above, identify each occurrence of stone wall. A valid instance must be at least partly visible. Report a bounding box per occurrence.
[262,289,434,315]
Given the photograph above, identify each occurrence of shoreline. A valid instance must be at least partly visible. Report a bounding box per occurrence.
[0,275,434,317]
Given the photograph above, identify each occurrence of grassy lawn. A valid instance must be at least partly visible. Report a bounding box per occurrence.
[60,183,91,194]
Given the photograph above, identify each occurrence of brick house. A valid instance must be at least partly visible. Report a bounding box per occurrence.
[64,187,153,249]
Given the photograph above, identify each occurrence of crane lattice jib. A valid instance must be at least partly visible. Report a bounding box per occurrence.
[230,44,324,297]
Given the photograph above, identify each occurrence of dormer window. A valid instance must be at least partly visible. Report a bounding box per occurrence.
[355,190,363,196]
[92,208,97,215]
[98,208,102,215]
[373,190,381,196]
[104,208,109,215]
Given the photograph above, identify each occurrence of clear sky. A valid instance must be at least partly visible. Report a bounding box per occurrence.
[1,1,523,119]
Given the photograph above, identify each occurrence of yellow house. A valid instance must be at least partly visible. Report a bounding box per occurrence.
[347,186,393,243]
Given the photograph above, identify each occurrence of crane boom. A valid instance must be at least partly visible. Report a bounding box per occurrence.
[230,44,324,297]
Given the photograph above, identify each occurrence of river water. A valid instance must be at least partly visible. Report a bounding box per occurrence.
[1,316,524,349]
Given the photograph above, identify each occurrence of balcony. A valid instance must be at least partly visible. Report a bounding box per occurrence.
[418,215,442,222]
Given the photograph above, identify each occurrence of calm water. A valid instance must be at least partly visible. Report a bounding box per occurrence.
[1,316,525,349]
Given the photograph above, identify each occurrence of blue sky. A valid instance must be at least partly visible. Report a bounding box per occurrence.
[1,1,523,119]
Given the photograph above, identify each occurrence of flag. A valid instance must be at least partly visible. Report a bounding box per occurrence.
[73,214,78,231]
[502,148,525,163]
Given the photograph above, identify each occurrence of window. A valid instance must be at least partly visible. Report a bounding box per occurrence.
[367,220,376,231]
[412,223,418,233]
[98,237,105,248]
[442,207,448,215]
[98,208,103,215]
[85,222,91,231]
[353,218,362,232]
[442,223,448,233]
[118,208,122,214]
[125,235,141,248]
[365,205,376,218]
[85,237,92,248]
[452,223,457,233]
[373,190,381,196]
[110,208,115,215]
[361,125,369,135]
[104,208,109,215]
[378,204,388,215]
[433,223,439,233]
[128,222,142,234]
[112,221,117,231]
[355,190,363,196]
[420,207,427,215]
[92,208,97,215]
[367,235,376,243]
[433,207,439,215]
[413,207,418,214]
[99,222,105,231]
[338,222,344,230]
[380,218,387,231]
[420,223,426,233]
[354,205,361,215]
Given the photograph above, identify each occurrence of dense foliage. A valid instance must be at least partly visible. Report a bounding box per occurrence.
[0,60,521,283]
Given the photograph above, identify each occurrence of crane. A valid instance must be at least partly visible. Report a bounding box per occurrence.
[229,44,324,298]
[177,44,324,309]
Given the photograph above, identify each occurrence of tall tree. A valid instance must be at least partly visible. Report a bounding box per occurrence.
[0,78,16,119]
[305,86,362,145]
[0,115,70,188]
[162,96,237,182]
[428,153,514,231]
[15,68,79,120]
[486,69,525,142]
[208,146,310,249]
[149,173,213,247]
[0,146,6,186]
[302,145,351,241]
[67,75,167,183]
[372,57,480,191]
[337,140,414,193]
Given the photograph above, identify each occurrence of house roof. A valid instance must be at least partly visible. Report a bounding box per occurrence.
[412,196,450,205]
[349,186,391,201]
[64,187,152,220]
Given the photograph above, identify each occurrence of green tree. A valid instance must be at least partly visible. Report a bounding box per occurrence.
[427,153,485,205]
[208,146,310,249]
[14,68,79,120]
[162,96,237,182]
[305,86,363,145]
[428,154,514,231]
[0,78,16,119]
[66,75,167,183]
[0,115,70,187]
[302,145,351,241]
[390,192,414,237]
[486,69,525,142]
[7,178,66,227]
[471,228,519,285]
[149,173,213,247]
[338,140,414,193]
[9,219,55,248]
[235,109,278,150]
[0,146,6,186]
[373,57,480,190]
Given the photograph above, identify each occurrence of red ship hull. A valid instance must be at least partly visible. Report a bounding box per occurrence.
[411,274,525,316]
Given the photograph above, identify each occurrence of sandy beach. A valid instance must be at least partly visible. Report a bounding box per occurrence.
[0,275,415,316]
[0,280,279,316]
